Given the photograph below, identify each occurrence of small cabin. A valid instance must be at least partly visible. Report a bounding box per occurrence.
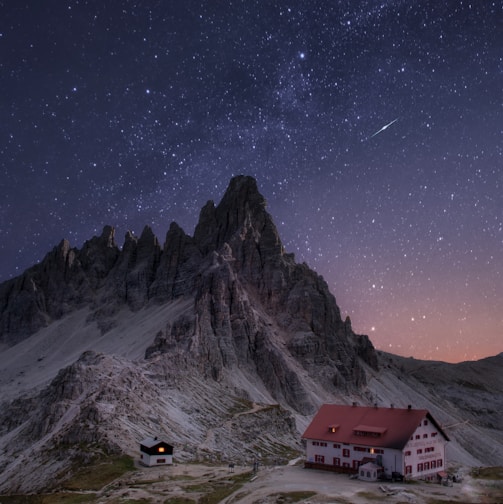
[139,437,173,466]
[359,461,382,481]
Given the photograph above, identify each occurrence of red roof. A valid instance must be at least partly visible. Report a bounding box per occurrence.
[302,404,449,450]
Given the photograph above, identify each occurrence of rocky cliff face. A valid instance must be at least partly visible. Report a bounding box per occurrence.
[0,176,502,495]
[0,350,301,493]
[0,176,377,414]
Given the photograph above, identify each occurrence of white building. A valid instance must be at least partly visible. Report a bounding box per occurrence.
[302,404,449,480]
[139,437,173,466]
[359,461,382,481]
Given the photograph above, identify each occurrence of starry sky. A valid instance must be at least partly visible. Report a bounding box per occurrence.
[1,1,502,363]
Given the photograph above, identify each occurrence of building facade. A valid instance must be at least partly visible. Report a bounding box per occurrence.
[139,437,174,466]
[302,404,449,480]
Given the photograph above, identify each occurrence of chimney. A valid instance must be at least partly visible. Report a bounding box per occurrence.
[374,403,378,409]
[390,404,394,409]
[352,402,357,407]
[407,405,412,411]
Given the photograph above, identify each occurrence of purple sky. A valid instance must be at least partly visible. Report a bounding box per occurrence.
[1,1,501,362]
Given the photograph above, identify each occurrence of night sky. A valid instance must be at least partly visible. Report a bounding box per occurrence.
[1,1,502,362]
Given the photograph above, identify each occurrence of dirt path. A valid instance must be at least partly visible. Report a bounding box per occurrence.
[96,462,494,504]
[199,401,271,452]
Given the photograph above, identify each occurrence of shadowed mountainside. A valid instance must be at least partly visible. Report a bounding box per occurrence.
[0,176,501,494]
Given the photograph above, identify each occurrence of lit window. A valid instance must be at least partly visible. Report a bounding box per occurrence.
[158,447,165,453]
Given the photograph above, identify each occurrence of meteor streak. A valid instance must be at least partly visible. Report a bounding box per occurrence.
[369,117,399,138]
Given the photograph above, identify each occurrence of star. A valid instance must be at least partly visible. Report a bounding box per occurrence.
[1,2,501,363]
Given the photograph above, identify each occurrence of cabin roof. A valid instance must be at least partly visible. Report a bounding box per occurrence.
[140,436,172,448]
[302,404,449,450]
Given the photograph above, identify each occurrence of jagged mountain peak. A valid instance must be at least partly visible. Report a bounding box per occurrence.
[0,175,377,411]
[194,174,280,257]
[1,176,502,494]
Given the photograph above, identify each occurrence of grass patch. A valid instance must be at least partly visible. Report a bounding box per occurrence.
[0,494,97,504]
[355,490,388,501]
[185,471,252,504]
[163,498,196,504]
[227,397,254,417]
[267,491,317,502]
[426,500,480,504]
[426,499,494,504]
[455,380,487,391]
[169,474,198,481]
[114,500,152,504]
[471,466,503,480]
[62,454,135,491]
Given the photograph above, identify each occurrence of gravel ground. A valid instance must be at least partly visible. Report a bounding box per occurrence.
[94,461,498,504]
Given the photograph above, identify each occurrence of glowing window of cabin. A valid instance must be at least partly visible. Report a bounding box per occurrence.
[158,447,165,453]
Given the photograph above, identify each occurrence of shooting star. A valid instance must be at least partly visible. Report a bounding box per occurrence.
[369,117,399,139]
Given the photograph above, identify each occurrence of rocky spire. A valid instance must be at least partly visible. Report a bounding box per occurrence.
[0,176,378,411]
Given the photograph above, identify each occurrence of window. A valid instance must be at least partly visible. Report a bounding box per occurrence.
[425,447,434,453]
[320,442,327,447]
[417,463,423,472]
[415,435,420,440]
[431,460,437,469]
[424,420,428,426]
[405,465,412,475]
[354,446,367,452]
[352,460,360,469]
[333,457,340,466]
[404,450,411,456]
[315,455,325,463]
[158,447,165,453]
[373,449,384,454]
[431,432,438,437]
[342,462,350,468]
[423,433,428,438]
[424,462,430,471]
[342,449,350,458]
[333,443,341,449]
[437,459,443,467]
[157,458,166,464]
[417,449,423,454]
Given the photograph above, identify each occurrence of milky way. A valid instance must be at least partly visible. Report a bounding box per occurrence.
[1,1,501,362]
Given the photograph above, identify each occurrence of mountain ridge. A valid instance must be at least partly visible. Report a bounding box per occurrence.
[0,175,502,494]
